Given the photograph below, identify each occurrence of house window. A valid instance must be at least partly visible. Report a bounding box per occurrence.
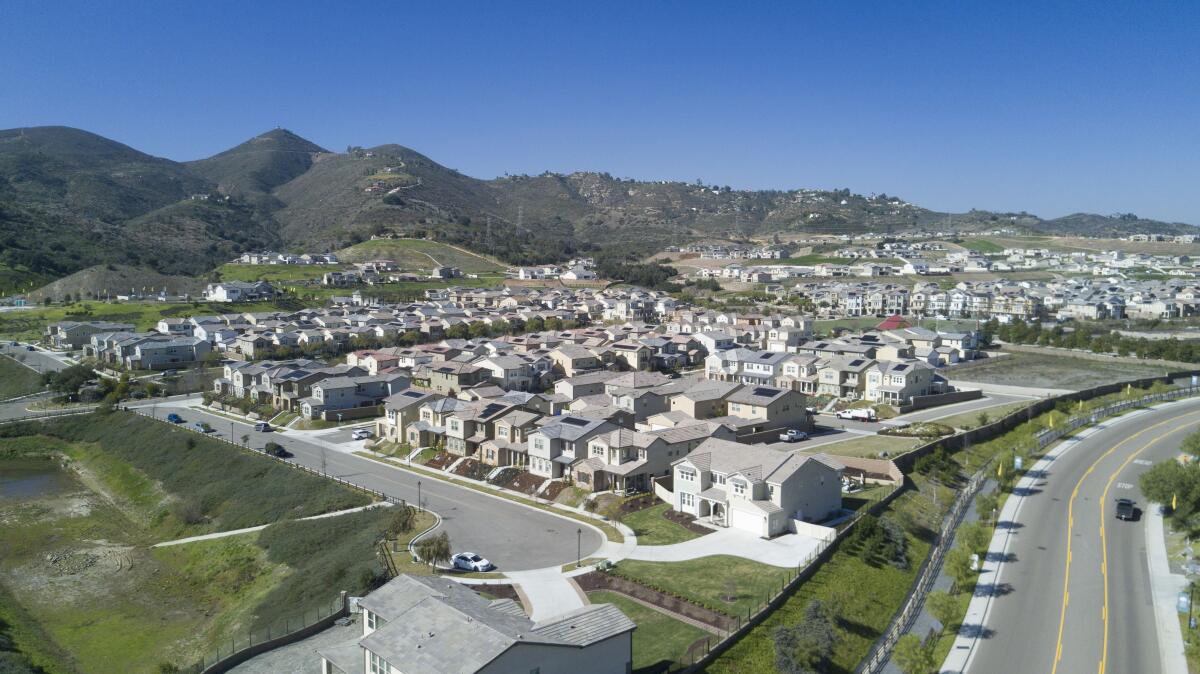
[769,485,775,498]
[680,492,694,507]
[679,469,695,482]
[715,474,726,485]
[368,651,391,674]
[733,480,746,495]
[365,610,384,630]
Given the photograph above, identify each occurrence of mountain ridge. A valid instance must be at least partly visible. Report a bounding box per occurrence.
[0,125,1195,290]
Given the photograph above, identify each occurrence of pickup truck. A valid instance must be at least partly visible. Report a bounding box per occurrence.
[1115,498,1137,521]
[779,429,809,442]
[835,408,877,422]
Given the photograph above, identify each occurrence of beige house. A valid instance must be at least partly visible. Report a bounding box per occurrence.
[864,360,937,405]
[669,380,742,419]
[723,385,810,433]
[670,438,843,537]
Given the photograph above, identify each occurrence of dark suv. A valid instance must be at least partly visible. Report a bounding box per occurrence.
[1115,498,1137,521]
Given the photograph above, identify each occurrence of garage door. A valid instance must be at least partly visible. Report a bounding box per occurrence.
[729,507,764,535]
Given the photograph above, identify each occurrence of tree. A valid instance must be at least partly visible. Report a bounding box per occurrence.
[975,490,999,524]
[388,504,417,537]
[416,531,452,568]
[893,633,938,674]
[975,412,990,428]
[1182,431,1200,459]
[926,590,959,632]
[774,600,836,674]
[957,521,989,557]
[945,547,976,594]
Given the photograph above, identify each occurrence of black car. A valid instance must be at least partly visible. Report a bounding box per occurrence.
[265,442,291,458]
[1115,498,1137,521]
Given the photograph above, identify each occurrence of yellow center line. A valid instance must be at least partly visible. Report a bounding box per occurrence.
[1051,411,1200,674]
[1096,417,1200,674]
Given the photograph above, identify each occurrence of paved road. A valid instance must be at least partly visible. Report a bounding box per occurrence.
[893,392,1031,423]
[138,401,605,572]
[0,342,73,374]
[961,398,1200,674]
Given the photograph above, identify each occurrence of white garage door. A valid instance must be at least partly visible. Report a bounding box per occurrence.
[729,507,765,535]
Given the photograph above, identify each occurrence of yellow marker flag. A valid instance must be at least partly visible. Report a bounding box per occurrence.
[997,461,1003,478]
[1173,493,1178,511]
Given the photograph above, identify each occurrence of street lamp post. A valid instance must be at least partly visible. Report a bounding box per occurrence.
[417,480,422,512]
[576,528,582,569]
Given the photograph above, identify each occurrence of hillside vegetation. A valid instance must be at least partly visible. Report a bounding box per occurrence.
[336,238,505,273]
[0,412,391,673]
[2,125,1195,293]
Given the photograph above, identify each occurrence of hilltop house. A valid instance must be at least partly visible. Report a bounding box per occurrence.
[203,281,276,302]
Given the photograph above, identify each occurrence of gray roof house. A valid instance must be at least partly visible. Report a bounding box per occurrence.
[319,574,634,674]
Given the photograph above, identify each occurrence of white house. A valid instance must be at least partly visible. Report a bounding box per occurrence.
[670,438,842,537]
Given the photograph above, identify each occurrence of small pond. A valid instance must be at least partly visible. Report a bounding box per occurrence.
[0,458,74,502]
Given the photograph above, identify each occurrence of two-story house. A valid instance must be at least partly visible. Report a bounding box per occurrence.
[671,438,843,537]
[527,416,617,479]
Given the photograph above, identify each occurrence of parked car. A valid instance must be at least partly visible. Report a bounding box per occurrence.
[161,369,178,377]
[254,422,272,432]
[265,442,291,458]
[835,408,877,422]
[193,422,214,433]
[25,345,34,351]
[351,428,374,440]
[9,341,17,347]
[778,429,809,442]
[451,552,494,572]
[166,413,184,424]
[1115,498,1137,521]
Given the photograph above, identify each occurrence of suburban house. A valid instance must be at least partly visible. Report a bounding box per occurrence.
[863,360,937,405]
[669,380,743,419]
[300,373,409,420]
[318,574,634,674]
[203,281,276,302]
[443,400,515,456]
[670,438,843,537]
[549,344,603,377]
[46,321,136,350]
[722,385,810,434]
[573,422,735,494]
[528,416,617,478]
[425,362,489,395]
[479,408,543,467]
[376,389,444,442]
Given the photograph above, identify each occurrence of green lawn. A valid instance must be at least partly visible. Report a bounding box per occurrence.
[704,481,940,674]
[337,239,506,273]
[611,556,793,618]
[588,590,709,673]
[957,238,1005,253]
[0,299,301,341]
[933,400,1032,429]
[0,355,43,400]
[808,434,922,459]
[215,263,347,282]
[622,502,701,546]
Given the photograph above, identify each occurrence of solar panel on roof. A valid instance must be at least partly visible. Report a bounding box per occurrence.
[560,417,590,427]
[403,391,424,398]
[752,387,780,397]
[894,364,909,371]
[848,359,863,366]
[480,403,506,418]
[759,353,773,360]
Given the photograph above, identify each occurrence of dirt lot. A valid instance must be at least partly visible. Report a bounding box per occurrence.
[945,351,1172,390]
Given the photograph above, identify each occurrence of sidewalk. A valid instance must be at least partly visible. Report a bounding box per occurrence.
[507,568,588,621]
[151,502,392,548]
[1146,503,1189,674]
[879,478,994,674]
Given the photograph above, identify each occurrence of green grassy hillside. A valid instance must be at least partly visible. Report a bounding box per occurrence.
[337,238,505,273]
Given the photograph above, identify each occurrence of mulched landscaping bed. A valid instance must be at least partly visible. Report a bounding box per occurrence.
[576,572,734,631]
[452,458,492,481]
[662,508,714,536]
[488,466,520,486]
[619,493,659,514]
[424,452,453,470]
[475,583,522,603]
[504,470,546,495]
[542,481,569,501]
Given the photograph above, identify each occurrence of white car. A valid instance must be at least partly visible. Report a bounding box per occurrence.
[351,428,374,440]
[451,552,494,572]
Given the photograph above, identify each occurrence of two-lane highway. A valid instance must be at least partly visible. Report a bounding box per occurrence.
[960,398,1200,674]
[135,400,606,572]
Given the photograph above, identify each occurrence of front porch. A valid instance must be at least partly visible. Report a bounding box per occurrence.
[696,488,729,528]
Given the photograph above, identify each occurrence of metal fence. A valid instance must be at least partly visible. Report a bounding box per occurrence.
[180,593,346,674]
[0,406,98,425]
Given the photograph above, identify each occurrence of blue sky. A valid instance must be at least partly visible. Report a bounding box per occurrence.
[3,1,1198,223]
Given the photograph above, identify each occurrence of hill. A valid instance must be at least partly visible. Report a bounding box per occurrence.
[336,238,506,273]
[27,264,205,301]
[2,125,1197,293]
[187,128,328,198]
